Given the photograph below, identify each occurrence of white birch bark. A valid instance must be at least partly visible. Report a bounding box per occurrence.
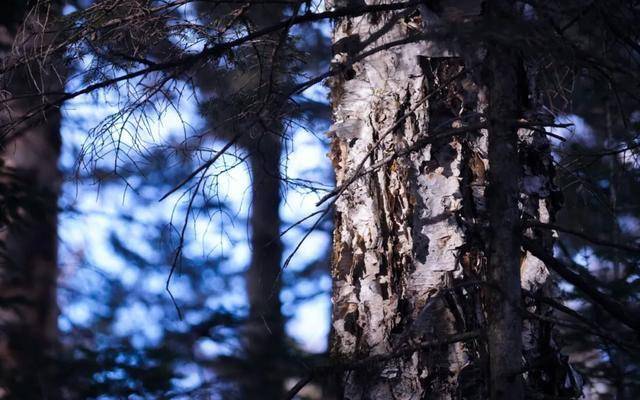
[328,1,572,398]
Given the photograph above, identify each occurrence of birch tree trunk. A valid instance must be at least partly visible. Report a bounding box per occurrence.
[0,3,64,397]
[328,1,573,398]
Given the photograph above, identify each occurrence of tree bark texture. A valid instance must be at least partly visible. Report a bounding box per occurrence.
[0,3,64,398]
[328,1,574,399]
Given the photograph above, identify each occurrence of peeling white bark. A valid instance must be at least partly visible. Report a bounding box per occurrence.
[329,3,476,398]
[328,1,572,399]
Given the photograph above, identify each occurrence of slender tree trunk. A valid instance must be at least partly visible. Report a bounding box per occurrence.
[194,2,290,395]
[240,7,288,396]
[243,136,285,399]
[328,1,573,399]
[483,2,525,398]
[0,3,64,398]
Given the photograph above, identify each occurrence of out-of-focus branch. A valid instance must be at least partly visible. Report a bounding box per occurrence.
[522,238,640,333]
[526,220,640,254]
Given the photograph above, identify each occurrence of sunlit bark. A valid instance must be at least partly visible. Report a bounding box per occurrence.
[328,1,573,398]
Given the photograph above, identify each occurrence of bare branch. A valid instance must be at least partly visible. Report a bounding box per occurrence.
[526,220,640,254]
[522,238,640,334]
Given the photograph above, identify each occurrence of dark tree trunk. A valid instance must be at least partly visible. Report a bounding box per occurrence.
[0,3,64,397]
[192,2,291,395]
[484,2,525,398]
[243,136,285,399]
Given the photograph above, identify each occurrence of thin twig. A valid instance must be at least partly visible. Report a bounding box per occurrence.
[525,220,640,254]
[523,238,640,333]
[159,132,242,201]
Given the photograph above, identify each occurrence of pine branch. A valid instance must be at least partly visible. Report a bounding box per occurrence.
[522,238,640,334]
[525,220,640,254]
